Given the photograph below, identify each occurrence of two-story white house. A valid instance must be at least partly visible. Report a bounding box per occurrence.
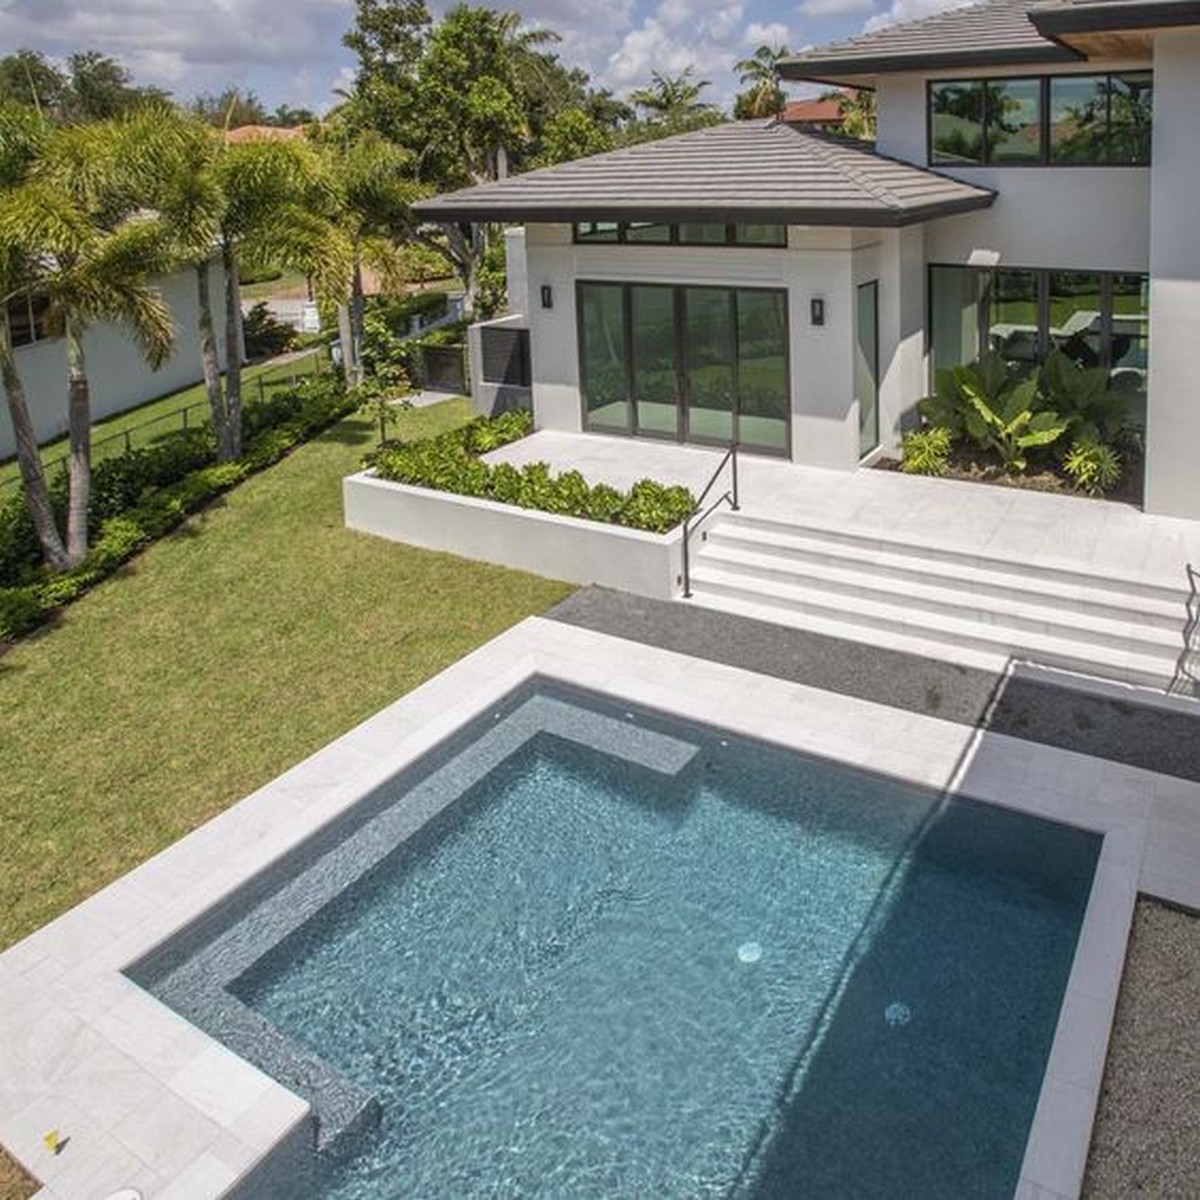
[413,0,1200,520]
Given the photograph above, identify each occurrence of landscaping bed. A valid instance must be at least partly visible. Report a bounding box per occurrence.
[0,376,358,641]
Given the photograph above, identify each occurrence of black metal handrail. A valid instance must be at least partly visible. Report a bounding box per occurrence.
[1168,562,1200,696]
[681,441,740,599]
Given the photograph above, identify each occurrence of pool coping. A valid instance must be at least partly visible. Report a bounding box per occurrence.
[0,616,1195,1199]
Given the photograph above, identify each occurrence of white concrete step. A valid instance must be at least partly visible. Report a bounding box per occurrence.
[719,511,1189,608]
[705,520,1186,631]
[688,564,1179,689]
[696,542,1184,657]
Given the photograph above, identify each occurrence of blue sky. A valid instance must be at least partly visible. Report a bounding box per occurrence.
[0,0,962,113]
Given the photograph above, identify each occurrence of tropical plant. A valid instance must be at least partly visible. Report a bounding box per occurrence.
[900,426,953,476]
[1,114,177,567]
[629,69,721,133]
[959,373,1068,473]
[733,44,787,120]
[835,89,877,140]
[536,107,613,165]
[918,352,1014,438]
[1037,348,1130,444]
[1062,438,1122,495]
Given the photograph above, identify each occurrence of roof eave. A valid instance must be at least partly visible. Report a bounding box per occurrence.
[411,193,997,228]
[1031,1,1200,36]
[778,43,1081,85]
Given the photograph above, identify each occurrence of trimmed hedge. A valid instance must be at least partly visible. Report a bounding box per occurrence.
[0,377,357,641]
[371,410,697,535]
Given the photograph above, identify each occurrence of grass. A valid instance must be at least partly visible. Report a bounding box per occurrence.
[239,268,309,303]
[0,397,572,949]
[0,350,327,490]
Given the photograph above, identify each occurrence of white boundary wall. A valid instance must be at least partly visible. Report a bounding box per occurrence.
[343,470,685,599]
[0,258,229,460]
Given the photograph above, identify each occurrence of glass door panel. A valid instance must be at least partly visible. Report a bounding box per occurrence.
[988,268,1041,373]
[630,285,680,438]
[736,290,789,453]
[856,281,879,457]
[579,283,629,432]
[683,288,735,444]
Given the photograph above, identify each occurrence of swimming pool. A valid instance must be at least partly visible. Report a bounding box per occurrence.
[132,680,1100,1199]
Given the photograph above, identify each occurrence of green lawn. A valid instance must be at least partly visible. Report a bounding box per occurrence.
[0,397,572,949]
[239,268,310,303]
[0,350,327,489]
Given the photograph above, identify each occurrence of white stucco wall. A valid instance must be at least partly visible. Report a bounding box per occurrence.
[877,71,1151,273]
[1143,29,1200,518]
[0,258,228,460]
[523,223,873,471]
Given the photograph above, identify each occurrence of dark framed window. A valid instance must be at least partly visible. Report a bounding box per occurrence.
[930,71,1152,167]
[572,222,786,248]
[576,280,790,455]
[6,295,51,348]
[928,263,1149,385]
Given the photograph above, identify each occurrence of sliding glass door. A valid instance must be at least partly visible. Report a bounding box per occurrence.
[578,282,790,455]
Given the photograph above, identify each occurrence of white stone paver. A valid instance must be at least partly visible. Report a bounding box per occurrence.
[485,430,1200,589]
[1,618,1198,1198]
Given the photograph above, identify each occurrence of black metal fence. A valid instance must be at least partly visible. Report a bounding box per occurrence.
[422,344,468,394]
[0,350,328,493]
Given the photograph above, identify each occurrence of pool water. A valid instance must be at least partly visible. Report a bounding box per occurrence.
[220,686,1100,1199]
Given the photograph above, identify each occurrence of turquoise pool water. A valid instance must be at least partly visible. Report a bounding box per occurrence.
[210,685,1098,1197]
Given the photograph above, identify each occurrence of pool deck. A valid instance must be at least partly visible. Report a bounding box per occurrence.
[485,430,1200,588]
[1,618,1198,1198]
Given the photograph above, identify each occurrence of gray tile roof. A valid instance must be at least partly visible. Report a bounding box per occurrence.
[412,120,996,228]
[1030,0,1200,34]
[779,0,1080,84]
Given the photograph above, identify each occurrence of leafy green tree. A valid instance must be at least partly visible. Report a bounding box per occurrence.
[64,52,167,120]
[2,114,176,566]
[536,108,613,165]
[0,51,68,116]
[818,89,876,140]
[191,88,269,129]
[0,102,66,569]
[628,68,722,134]
[733,44,788,120]
[269,104,317,128]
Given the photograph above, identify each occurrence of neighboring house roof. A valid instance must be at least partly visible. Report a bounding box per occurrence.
[412,120,995,228]
[779,0,1080,86]
[224,125,305,144]
[781,96,847,125]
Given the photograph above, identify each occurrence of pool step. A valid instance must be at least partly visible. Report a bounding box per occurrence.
[684,512,1194,690]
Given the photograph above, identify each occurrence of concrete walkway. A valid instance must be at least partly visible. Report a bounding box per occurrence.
[485,430,1200,590]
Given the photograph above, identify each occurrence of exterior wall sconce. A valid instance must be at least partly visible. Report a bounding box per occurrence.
[540,285,553,309]
[810,297,825,326]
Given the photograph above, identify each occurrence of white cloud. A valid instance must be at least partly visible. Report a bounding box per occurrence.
[743,21,793,48]
[799,0,875,16]
[864,0,974,33]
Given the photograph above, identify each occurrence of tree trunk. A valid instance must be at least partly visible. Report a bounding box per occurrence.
[196,260,232,460]
[444,222,481,317]
[0,316,68,571]
[222,239,244,459]
[349,253,365,388]
[64,318,91,569]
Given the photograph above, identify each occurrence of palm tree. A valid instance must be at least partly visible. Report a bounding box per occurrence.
[317,126,416,385]
[142,110,350,458]
[734,44,788,120]
[4,117,176,566]
[629,68,719,130]
[0,102,67,570]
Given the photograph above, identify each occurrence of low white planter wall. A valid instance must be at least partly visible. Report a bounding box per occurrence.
[344,471,685,600]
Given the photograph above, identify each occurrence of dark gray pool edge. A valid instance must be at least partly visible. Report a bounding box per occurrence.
[546,587,1200,783]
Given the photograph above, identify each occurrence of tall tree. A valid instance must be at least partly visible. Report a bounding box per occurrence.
[820,88,877,140]
[0,51,68,117]
[2,116,176,566]
[191,88,269,130]
[628,68,722,134]
[536,107,613,166]
[0,101,67,570]
[64,52,166,120]
[733,44,788,120]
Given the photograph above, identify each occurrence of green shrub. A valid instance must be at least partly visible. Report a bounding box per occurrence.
[0,375,355,641]
[243,301,299,359]
[1062,438,1122,495]
[900,426,954,476]
[371,411,695,534]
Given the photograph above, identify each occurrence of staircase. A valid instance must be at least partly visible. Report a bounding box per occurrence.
[684,510,1192,689]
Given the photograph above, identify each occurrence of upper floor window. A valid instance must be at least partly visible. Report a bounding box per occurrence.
[573,222,787,248]
[929,72,1152,167]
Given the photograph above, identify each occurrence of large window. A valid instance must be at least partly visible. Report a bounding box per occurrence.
[577,281,789,454]
[929,264,1150,396]
[573,222,786,248]
[930,72,1152,166]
